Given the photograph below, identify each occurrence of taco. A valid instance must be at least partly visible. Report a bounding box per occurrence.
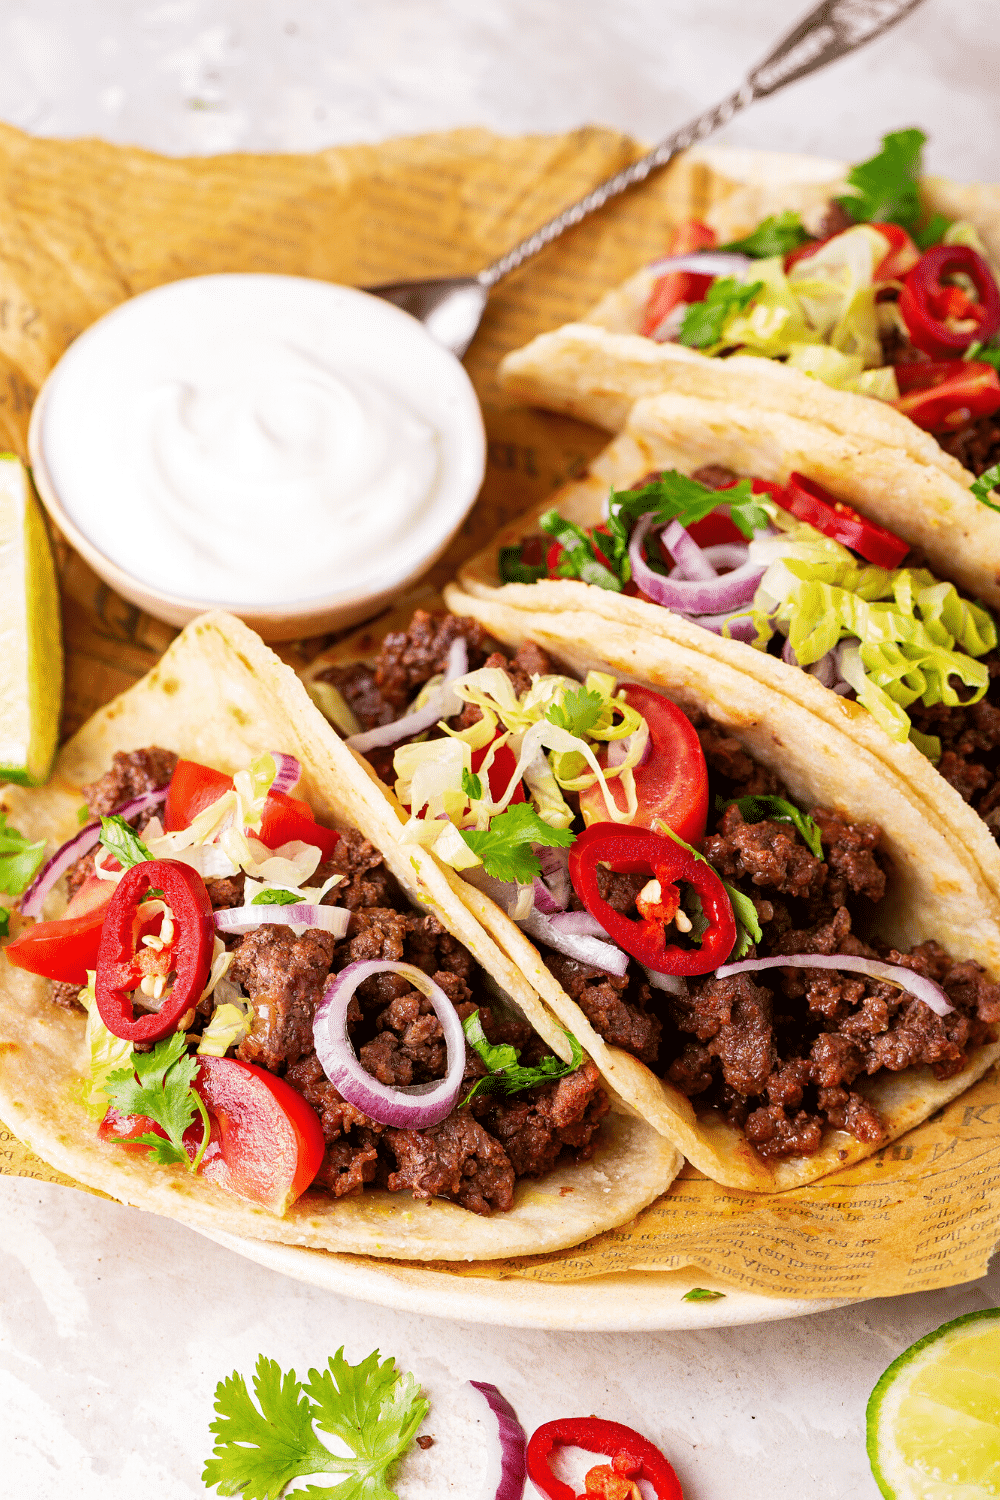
[498,132,1000,490]
[303,602,1000,1192]
[0,611,680,1260]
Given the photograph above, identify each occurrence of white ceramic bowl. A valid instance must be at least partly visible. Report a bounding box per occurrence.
[29,274,486,641]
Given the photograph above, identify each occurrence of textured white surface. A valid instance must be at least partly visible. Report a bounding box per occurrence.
[2,2,999,1496]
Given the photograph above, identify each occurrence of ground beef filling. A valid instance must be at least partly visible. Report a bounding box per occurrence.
[545,714,1000,1161]
[220,827,606,1213]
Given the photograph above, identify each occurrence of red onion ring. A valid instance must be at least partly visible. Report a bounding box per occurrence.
[716,952,954,1017]
[19,787,168,919]
[547,910,612,939]
[532,876,564,915]
[313,960,466,1127]
[699,542,752,573]
[661,519,718,581]
[537,845,572,910]
[468,1380,527,1500]
[268,752,301,796]
[685,611,758,644]
[519,907,629,978]
[629,514,765,613]
[645,251,753,278]
[345,638,468,754]
[214,903,351,938]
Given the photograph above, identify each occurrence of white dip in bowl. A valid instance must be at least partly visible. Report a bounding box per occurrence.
[29,273,486,639]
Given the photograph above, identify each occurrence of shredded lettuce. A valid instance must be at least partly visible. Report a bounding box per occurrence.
[78,975,135,1120]
[786,226,887,367]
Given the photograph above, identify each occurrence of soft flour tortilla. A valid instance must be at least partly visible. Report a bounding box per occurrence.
[454,393,1000,918]
[0,611,681,1260]
[434,588,1000,1191]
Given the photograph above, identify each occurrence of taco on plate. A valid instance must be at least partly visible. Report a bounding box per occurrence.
[303,602,1000,1192]
[499,132,1000,486]
[0,611,679,1260]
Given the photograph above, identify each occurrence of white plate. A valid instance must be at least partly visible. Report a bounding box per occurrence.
[196,1226,851,1331]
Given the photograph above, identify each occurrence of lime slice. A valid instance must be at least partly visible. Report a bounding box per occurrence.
[868,1307,1000,1498]
[0,452,62,785]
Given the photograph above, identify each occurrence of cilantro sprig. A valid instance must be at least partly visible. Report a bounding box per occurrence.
[538,510,622,592]
[836,128,927,233]
[203,1348,428,1500]
[545,684,606,739]
[719,794,824,859]
[0,812,46,897]
[971,462,1000,514]
[678,276,763,349]
[251,888,301,907]
[462,1008,584,1104]
[683,1287,726,1302]
[719,211,809,259]
[461,767,483,801]
[604,470,770,583]
[99,814,153,871]
[460,803,574,884]
[103,1031,210,1172]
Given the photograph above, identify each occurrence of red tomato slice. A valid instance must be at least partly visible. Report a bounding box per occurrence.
[257,790,340,859]
[640,221,717,337]
[686,509,745,547]
[773,472,910,569]
[164,759,233,831]
[872,223,920,280]
[99,1056,325,1212]
[5,909,106,985]
[471,738,526,805]
[63,873,116,921]
[894,361,1000,432]
[578,684,708,845]
[165,758,340,859]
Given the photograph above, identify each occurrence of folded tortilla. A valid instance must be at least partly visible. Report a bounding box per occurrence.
[307,598,1000,1192]
[0,611,681,1260]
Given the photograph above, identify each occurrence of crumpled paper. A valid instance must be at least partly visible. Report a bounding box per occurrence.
[1,119,997,1299]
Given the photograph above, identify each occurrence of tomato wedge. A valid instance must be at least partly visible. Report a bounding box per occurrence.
[99,1055,325,1212]
[5,908,106,985]
[165,758,340,859]
[640,220,717,338]
[471,737,526,805]
[63,873,116,921]
[164,759,233,831]
[579,684,708,845]
[773,472,909,569]
[894,360,1000,432]
[258,791,340,859]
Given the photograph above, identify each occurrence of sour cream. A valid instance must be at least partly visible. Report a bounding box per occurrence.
[30,274,485,617]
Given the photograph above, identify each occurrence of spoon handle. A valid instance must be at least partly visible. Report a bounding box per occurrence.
[478,0,926,288]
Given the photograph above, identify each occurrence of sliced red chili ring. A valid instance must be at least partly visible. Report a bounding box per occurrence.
[772,472,909,569]
[894,360,1000,432]
[568,823,735,976]
[94,858,215,1043]
[898,244,1000,357]
[526,1416,683,1500]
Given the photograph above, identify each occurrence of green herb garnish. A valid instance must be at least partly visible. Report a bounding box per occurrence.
[836,128,926,232]
[719,794,824,859]
[971,462,1000,514]
[498,542,548,585]
[462,1009,584,1104]
[104,1031,209,1172]
[683,1287,726,1302]
[203,1348,428,1500]
[460,803,574,884]
[913,212,951,250]
[250,888,301,907]
[659,824,761,961]
[461,767,484,801]
[0,812,46,897]
[719,211,810,259]
[77,804,91,826]
[0,907,9,939]
[546,684,606,739]
[538,510,622,592]
[99,814,152,871]
[678,276,763,349]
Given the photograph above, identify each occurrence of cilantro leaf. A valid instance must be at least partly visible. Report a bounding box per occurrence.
[965,340,1000,372]
[683,1287,726,1302]
[462,1008,584,1103]
[498,542,547,584]
[546,685,605,739]
[461,767,483,801]
[204,1347,428,1500]
[251,888,301,907]
[103,1031,206,1170]
[0,813,46,897]
[0,907,9,939]
[971,462,1000,514]
[836,128,926,232]
[678,277,763,349]
[719,794,824,858]
[459,803,574,884]
[538,510,623,592]
[99,814,152,871]
[913,211,950,250]
[719,211,809,259]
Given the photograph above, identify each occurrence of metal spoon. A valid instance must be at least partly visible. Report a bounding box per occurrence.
[368,0,926,357]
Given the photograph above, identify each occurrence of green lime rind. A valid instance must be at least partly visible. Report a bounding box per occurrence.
[867,1306,1000,1499]
[0,455,62,786]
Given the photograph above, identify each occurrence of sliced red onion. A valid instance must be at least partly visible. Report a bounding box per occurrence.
[547,910,612,938]
[661,519,718,581]
[715,952,954,1017]
[531,876,563,915]
[468,1380,527,1500]
[537,845,572,910]
[686,611,759,644]
[345,637,469,755]
[19,787,168,919]
[519,908,630,979]
[782,636,800,667]
[646,251,754,278]
[464,867,529,918]
[214,903,351,938]
[268,752,301,796]
[700,542,752,573]
[607,729,652,769]
[642,964,688,996]
[313,961,466,1127]
[630,514,765,613]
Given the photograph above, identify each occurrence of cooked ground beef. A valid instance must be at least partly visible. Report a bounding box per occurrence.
[543,953,662,1067]
[82,748,178,818]
[691,464,739,490]
[232,926,338,1074]
[386,1113,516,1214]
[937,414,1000,477]
[910,660,1000,836]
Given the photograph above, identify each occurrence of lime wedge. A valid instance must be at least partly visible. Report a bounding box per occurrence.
[0,452,62,785]
[868,1307,1000,1498]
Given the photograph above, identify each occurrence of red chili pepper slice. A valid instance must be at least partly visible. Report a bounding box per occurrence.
[771,472,909,569]
[898,244,1000,357]
[94,858,215,1043]
[893,360,1000,432]
[568,823,735,976]
[871,223,920,281]
[640,220,716,338]
[526,1416,683,1500]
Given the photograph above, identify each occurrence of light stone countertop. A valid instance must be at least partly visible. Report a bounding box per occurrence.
[2,2,998,1496]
